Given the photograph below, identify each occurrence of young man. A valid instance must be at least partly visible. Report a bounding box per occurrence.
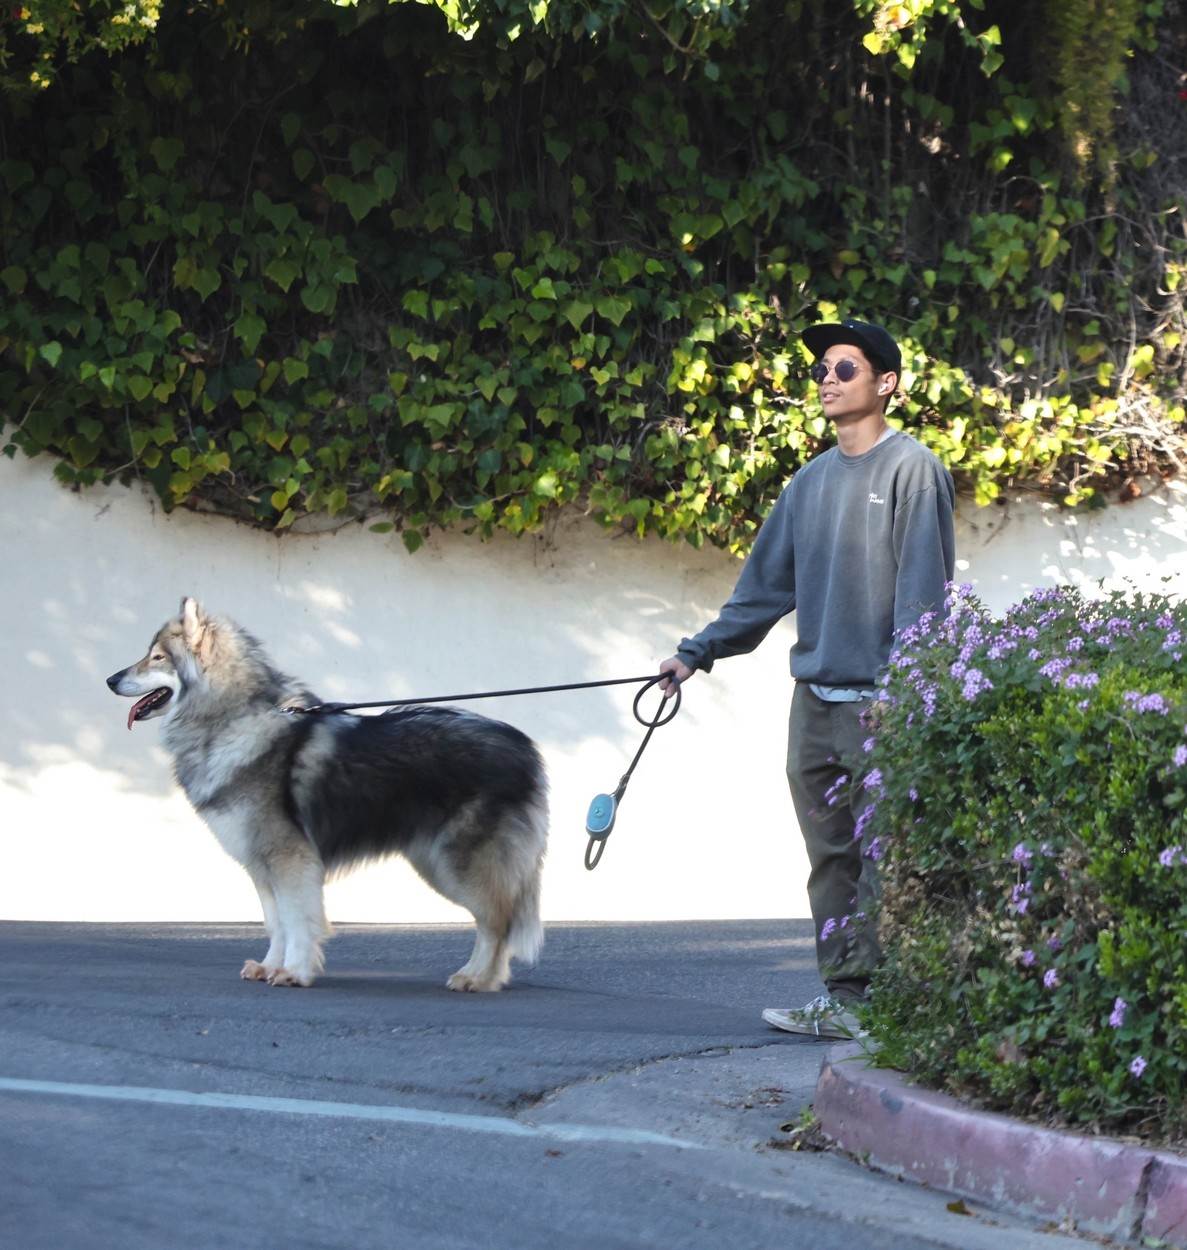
[659,318,956,1038]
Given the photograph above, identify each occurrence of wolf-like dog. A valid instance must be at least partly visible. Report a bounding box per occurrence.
[107,597,547,990]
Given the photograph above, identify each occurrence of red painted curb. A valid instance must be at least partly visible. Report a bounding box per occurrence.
[814,1043,1187,1244]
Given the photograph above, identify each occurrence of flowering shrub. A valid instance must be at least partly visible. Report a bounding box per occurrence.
[859,582,1187,1141]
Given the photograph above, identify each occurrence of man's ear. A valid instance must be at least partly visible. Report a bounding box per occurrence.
[878,371,899,395]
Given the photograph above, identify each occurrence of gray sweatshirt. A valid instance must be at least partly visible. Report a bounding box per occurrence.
[676,431,956,687]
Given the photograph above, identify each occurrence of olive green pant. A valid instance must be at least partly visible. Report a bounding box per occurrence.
[786,683,882,1004]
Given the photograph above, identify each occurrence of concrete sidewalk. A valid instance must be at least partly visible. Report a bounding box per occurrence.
[814,1042,1187,1246]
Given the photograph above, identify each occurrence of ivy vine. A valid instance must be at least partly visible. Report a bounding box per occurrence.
[1,0,1184,553]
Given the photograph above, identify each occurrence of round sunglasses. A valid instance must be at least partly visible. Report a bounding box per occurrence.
[808,358,869,384]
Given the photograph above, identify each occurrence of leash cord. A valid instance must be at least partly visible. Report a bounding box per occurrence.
[284,674,674,717]
[284,673,682,873]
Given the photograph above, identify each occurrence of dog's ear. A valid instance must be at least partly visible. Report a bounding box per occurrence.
[180,596,205,647]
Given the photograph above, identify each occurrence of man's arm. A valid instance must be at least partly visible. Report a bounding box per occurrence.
[659,483,798,693]
[891,466,956,636]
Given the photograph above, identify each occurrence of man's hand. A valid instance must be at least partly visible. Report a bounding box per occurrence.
[658,656,694,698]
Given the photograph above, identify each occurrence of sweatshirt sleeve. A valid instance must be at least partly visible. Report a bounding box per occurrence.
[675,483,797,673]
[891,463,956,637]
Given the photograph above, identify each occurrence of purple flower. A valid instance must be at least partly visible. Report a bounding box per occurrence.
[1020,949,1036,967]
[853,805,877,841]
[862,769,884,792]
[864,837,884,862]
[1159,845,1182,868]
[962,668,994,701]
[863,737,876,754]
[820,917,838,941]
[1109,998,1127,1029]
[1130,1055,1147,1078]
[1040,657,1073,681]
[1123,691,1170,715]
[1012,843,1032,865]
[1067,636,1084,652]
[1043,969,1060,989]
[824,775,849,807]
[908,787,919,802]
[1175,745,1187,769]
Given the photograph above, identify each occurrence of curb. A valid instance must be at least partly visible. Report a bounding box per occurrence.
[813,1042,1187,1245]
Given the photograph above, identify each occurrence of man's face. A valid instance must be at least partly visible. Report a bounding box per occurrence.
[814,343,889,423]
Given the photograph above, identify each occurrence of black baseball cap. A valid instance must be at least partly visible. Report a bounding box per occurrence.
[802,318,901,376]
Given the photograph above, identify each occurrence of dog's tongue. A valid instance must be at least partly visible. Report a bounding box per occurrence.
[127,692,159,730]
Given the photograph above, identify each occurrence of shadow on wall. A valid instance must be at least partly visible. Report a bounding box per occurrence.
[0,456,744,806]
[954,482,1187,614]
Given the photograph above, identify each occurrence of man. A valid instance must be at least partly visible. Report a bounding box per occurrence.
[659,318,955,1038]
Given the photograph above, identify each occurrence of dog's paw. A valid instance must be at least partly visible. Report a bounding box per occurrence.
[240,959,271,981]
[446,971,505,993]
[267,967,313,988]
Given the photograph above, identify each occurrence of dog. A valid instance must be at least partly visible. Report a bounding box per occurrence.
[106,597,547,991]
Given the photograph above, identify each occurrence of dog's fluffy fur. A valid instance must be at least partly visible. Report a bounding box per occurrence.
[107,598,547,990]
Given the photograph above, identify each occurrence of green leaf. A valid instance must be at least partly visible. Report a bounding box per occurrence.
[193,267,221,301]
[292,148,316,181]
[127,375,154,401]
[149,137,184,173]
[301,285,333,314]
[39,341,63,368]
[264,259,301,293]
[595,296,631,326]
[402,290,430,319]
[234,313,267,354]
[563,300,593,330]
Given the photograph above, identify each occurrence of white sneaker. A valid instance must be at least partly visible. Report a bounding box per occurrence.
[762,994,866,1040]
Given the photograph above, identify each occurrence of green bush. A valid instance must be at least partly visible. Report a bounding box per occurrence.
[859,583,1187,1140]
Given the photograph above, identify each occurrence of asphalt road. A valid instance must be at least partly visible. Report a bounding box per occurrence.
[1,920,1100,1250]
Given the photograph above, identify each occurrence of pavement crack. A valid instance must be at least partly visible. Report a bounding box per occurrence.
[503,1040,789,1115]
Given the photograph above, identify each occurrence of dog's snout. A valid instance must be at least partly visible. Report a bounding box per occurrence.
[106,671,124,692]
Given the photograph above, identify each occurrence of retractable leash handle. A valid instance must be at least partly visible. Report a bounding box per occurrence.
[583,672,682,871]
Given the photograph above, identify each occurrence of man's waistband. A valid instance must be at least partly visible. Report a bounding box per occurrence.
[807,683,877,703]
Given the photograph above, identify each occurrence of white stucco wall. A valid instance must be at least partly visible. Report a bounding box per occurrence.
[3,452,1185,924]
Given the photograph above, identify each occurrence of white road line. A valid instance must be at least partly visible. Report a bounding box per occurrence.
[0,1076,703,1150]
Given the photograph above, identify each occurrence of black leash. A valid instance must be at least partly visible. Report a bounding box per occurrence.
[282,672,683,870]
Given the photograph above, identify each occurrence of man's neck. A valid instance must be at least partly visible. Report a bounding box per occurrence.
[834,411,890,456]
